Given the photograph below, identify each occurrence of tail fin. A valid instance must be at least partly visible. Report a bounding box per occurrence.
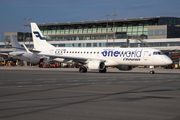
[10,35,25,52]
[31,22,54,50]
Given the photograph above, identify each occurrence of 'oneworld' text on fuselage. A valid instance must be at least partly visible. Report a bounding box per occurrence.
[102,49,143,58]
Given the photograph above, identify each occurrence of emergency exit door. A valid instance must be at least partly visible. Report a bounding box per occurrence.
[144,51,148,60]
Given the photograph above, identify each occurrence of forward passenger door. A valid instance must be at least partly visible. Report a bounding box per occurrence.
[144,51,148,60]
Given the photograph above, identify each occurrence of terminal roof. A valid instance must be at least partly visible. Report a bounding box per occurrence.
[25,17,180,27]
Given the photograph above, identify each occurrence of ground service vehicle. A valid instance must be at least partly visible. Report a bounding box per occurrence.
[7,61,16,66]
[39,62,50,68]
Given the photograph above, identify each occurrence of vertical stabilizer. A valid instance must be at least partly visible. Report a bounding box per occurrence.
[10,35,25,52]
[31,22,54,50]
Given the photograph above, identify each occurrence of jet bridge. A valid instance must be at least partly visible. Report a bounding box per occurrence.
[134,37,152,47]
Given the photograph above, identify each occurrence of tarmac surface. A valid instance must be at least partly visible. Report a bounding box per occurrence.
[0,66,180,120]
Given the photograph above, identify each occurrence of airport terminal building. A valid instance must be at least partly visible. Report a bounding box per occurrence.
[34,17,180,48]
[1,17,180,51]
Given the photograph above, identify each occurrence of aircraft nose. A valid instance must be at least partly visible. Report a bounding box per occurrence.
[165,57,173,65]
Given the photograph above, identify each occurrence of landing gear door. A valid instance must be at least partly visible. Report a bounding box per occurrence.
[144,51,148,60]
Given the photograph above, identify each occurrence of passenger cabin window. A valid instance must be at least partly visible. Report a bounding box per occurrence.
[153,52,163,55]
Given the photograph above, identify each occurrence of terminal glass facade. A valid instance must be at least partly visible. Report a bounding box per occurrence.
[39,18,159,41]
[4,32,32,43]
[38,17,180,42]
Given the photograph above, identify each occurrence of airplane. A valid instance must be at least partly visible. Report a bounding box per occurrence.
[31,22,173,74]
[7,35,42,64]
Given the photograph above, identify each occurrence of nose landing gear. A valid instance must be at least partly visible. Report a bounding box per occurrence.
[150,71,155,74]
[150,66,155,74]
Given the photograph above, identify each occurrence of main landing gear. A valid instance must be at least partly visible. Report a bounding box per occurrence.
[150,66,155,74]
[79,66,107,73]
[79,66,87,73]
[99,68,107,73]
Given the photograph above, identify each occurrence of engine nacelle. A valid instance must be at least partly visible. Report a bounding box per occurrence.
[117,65,133,71]
[88,60,105,70]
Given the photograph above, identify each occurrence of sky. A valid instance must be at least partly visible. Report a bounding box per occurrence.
[0,0,180,42]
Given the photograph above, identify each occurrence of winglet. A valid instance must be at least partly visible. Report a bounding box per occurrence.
[23,44,33,54]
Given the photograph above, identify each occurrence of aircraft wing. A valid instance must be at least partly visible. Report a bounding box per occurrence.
[39,54,105,63]
[0,53,9,59]
[0,53,8,56]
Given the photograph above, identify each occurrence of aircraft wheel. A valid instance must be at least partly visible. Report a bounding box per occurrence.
[99,68,107,73]
[79,67,84,73]
[79,66,87,73]
[150,71,155,74]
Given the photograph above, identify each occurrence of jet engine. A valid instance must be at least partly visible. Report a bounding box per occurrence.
[88,60,105,70]
[116,65,133,71]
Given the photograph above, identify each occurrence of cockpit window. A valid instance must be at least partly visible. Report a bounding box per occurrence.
[153,52,163,55]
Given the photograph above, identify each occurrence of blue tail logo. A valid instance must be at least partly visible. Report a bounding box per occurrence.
[33,32,45,40]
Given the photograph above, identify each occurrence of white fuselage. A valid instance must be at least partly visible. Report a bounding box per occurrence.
[9,52,41,63]
[38,47,172,66]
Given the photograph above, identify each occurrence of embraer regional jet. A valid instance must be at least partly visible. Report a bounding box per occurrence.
[31,23,172,74]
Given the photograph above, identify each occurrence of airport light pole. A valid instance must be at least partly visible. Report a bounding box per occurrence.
[106,10,110,47]
[28,17,31,48]
[23,16,26,44]
[112,10,117,47]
